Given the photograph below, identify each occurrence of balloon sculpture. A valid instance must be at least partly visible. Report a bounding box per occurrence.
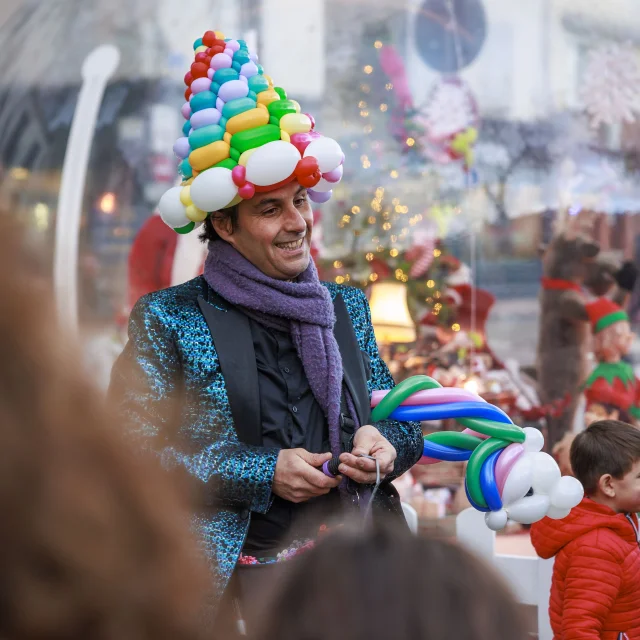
[372,376,584,531]
[158,30,344,234]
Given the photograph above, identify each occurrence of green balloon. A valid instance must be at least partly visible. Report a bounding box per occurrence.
[231,124,281,154]
[466,438,510,509]
[179,158,192,179]
[175,221,195,235]
[249,75,270,94]
[370,375,442,423]
[458,418,525,443]
[268,99,298,122]
[213,158,238,170]
[229,147,241,161]
[274,87,287,100]
[188,124,225,150]
[426,432,483,451]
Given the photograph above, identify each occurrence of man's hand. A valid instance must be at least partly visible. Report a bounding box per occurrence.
[338,425,396,484]
[272,449,341,503]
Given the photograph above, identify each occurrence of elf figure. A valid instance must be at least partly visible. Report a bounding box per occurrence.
[583,298,639,426]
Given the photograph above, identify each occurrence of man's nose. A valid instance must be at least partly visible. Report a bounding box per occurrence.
[282,204,308,233]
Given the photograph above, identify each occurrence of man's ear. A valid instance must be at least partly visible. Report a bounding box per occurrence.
[211,212,234,243]
[598,473,616,498]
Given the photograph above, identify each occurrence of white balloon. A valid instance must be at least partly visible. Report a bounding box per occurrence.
[485,510,509,531]
[310,177,335,193]
[245,141,300,187]
[304,137,343,172]
[549,476,584,510]
[523,427,544,453]
[507,494,551,524]
[546,505,572,520]
[501,455,533,506]
[531,452,561,494]
[158,187,189,229]
[190,168,238,212]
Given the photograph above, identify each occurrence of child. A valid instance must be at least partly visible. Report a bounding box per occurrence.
[531,420,640,640]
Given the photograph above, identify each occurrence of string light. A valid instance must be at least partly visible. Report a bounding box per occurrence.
[358,100,367,108]
[426,297,433,304]
[427,280,435,288]
[351,206,360,214]
[365,252,374,261]
[390,234,397,242]
[364,125,373,133]
[362,160,371,168]
[367,216,376,224]
[335,276,345,284]
[434,291,441,299]
[452,323,461,332]
[376,245,384,252]
[385,83,393,90]
[394,204,403,213]
[390,170,398,178]
[382,222,391,231]
[433,248,442,257]
[380,103,388,112]
[392,198,400,205]
[374,40,383,49]
[363,65,373,74]
[406,138,416,147]
[369,273,379,282]
[341,215,351,224]
[360,110,370,117]
[333,260,343,268]
[389,248,399,257]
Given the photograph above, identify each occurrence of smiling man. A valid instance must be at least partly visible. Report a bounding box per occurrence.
[109,30,423,634]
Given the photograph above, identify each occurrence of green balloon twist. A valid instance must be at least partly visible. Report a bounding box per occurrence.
[466,438,511,508]
[457,418,525,444]
[371,375,442,423]
[426,431,483,451]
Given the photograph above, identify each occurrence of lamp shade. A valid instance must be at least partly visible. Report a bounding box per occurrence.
[369,282,416,344]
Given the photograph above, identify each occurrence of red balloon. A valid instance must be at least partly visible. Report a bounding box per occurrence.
[184,88,192,101]
[184,72,193,86]
[202,31,217,47]
[211,45,225,55]
[191,62,209,78]
[195,52,209,64]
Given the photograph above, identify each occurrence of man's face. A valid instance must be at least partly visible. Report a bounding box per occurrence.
[215,181,313,280]
[610,459,640,513]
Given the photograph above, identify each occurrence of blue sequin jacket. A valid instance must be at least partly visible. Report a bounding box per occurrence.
[110,276,422,599]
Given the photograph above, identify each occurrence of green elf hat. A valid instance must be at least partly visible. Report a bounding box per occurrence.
[585,298,629,334]
[157,29,344,235]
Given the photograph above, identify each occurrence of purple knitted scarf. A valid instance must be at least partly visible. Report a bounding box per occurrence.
[204,241,359,461]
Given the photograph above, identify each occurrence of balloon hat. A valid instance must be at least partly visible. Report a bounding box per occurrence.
[158,30,345,234]
[372,376,584,530]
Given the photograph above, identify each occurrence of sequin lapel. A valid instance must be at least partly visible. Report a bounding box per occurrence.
[197,292,262,447]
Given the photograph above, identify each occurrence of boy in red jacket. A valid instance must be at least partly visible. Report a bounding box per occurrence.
[531,421,640,640]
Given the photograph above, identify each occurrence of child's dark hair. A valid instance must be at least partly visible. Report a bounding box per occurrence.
[570,420,640,494]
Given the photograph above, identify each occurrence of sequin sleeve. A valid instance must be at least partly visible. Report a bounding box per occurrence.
[109,298,278,514]
[355,289,423,479]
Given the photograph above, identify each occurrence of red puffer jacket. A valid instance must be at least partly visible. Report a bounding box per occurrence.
[531,498,640,640]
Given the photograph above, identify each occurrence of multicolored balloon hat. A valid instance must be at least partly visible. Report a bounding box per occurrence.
[372,376,584,530]
[158,30,344,234]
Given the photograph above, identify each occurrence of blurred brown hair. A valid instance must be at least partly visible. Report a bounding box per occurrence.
[0,217,209,639]
[254,521,527,640]
[571,419,640,495]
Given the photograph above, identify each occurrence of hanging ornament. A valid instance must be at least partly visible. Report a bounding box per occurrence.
[406,229,437,278]
[421,77,478,141]
[581,43,640,129]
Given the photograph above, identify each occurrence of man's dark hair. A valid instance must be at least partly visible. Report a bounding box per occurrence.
[570,420,640,494]
[199,204,239,244]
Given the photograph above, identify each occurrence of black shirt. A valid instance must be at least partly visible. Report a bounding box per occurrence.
[242,319,341,555]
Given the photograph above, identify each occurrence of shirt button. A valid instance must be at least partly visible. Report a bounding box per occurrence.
[292,406,298,413]
[283,367,290,374]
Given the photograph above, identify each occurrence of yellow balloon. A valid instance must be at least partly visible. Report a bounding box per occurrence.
[466,127,478,143]
[189,141,230,172]
[257,89,280,107]
[186,205,208,222]
[226,108,269,135]
[223,132,232,144]
[195,45,208,55]
[280,113,312,135]
[280,130,291,142]
[264,74,274,87]
[239,148,259,166]
[228,194,243,207]
[290,100,302,114]
[214,31,225,40]
[257,103,268,112]
[180,185,192,206]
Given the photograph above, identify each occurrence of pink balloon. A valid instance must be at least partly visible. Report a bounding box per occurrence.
[190,108,221,130]
[207,68,214,79]
[290,132,314,155]
[323,165,344,183]
[210,53,233,70]
[180,102,192,120]
[216,97,225,112]
[240,61,259,78]
[226,39,240,53]
[370,388,485,407]
[308,189,332,204]
[218,79,249,102]
[461,428,489,440]
[224,47,234,57]
[495,444,525,496]
[191,77,211,94]
[418,456,442,465]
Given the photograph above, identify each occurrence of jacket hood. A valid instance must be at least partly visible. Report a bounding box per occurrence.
[531,498,638,559]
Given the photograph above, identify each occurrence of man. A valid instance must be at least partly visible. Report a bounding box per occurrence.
[110,30,423,625]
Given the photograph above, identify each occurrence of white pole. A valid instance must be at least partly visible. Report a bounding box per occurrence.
[54,45,121,333]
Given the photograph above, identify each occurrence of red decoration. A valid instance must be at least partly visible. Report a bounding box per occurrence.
[211,45,225,55]
[238,183,256,199]
[195,52,209,64]
[294,156,321,188]
[191,62,209,78]
[202,31,217,47]
[184,71,193,86]
[184,88,192,101]
[231,165,246,187]
[540,277,582,293]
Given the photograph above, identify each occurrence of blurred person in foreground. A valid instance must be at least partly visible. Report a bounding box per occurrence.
[531,420,640,640]
[0,218,209,639]
[110,28,423,630]
[252,521,527,640]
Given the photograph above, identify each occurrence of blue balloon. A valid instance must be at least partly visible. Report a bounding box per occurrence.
[465,480,490,512]
[423,440,472,462]
[193,37,203,50]
[390,401,512,424]
[479,449,503,511]
[182,121,192,136]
